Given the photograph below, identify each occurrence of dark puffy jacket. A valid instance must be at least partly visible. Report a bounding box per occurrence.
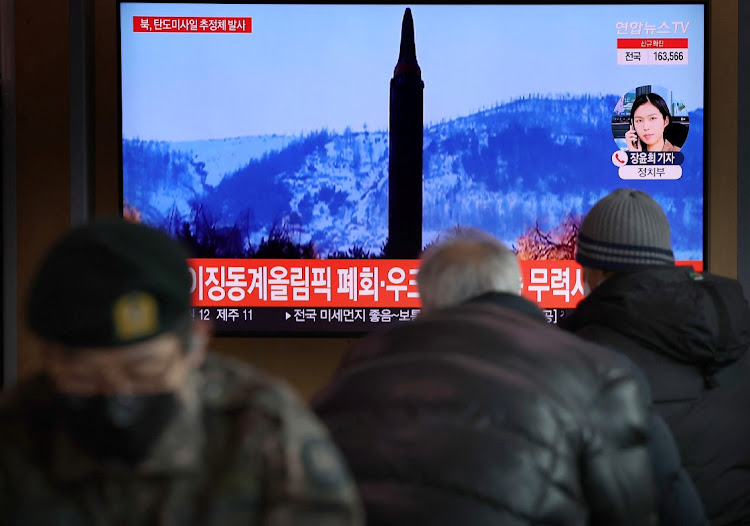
[560,266,750,526]
[312,293,658,526]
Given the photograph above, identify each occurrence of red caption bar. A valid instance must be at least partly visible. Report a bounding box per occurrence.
[133,16,252,33]
[520,259,701,308]
[189,259,421,308]
[188,258,702,309]
[617,38,688,49]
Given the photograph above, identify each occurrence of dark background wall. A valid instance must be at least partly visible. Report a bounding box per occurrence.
[1,0,743,399]
[738,1,750,296]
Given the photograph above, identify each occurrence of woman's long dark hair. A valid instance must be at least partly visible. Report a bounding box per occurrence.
[629,92,672,151]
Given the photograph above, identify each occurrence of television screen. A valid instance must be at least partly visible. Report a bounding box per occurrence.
[119,2,705,335]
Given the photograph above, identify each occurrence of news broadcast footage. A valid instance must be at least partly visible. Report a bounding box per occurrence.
[119,2,705,335]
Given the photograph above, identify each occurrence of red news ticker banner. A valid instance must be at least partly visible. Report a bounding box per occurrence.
[189,259,703,310]
[617,38,688,49]
[133,16,252,33]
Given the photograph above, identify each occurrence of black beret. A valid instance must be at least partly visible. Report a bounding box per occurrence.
[27,218,192,348]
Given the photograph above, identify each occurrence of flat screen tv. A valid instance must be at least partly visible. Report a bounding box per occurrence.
[118,1,706,336]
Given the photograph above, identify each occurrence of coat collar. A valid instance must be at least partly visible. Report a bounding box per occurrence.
[466,291,548,324]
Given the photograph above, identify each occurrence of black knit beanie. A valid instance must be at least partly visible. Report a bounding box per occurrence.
[575,188,675,270]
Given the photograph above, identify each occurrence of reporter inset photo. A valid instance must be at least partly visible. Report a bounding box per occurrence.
[612,85,690,152]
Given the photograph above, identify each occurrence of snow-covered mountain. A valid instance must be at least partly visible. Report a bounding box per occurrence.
[170,135,297,187]
[123,94,704,259]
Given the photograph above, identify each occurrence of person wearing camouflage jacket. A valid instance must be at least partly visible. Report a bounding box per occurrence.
[0,218,362,526]
[0,353,362,526]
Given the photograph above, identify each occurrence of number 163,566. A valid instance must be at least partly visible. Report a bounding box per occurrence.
[653,51,684,62]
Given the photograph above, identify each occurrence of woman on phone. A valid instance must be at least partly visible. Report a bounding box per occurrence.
[625,92,681,152]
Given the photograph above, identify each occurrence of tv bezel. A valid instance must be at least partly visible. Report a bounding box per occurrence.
[115,0,709,338]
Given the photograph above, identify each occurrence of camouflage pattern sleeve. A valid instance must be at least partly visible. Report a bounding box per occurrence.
[255,379,364,526]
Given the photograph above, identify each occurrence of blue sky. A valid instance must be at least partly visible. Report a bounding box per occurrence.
[120,3,705,141]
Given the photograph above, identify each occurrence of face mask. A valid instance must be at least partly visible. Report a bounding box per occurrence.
[58,392,179,465]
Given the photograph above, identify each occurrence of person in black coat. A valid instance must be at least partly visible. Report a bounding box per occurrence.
[312,227,678,526]
[561,188,748,525]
